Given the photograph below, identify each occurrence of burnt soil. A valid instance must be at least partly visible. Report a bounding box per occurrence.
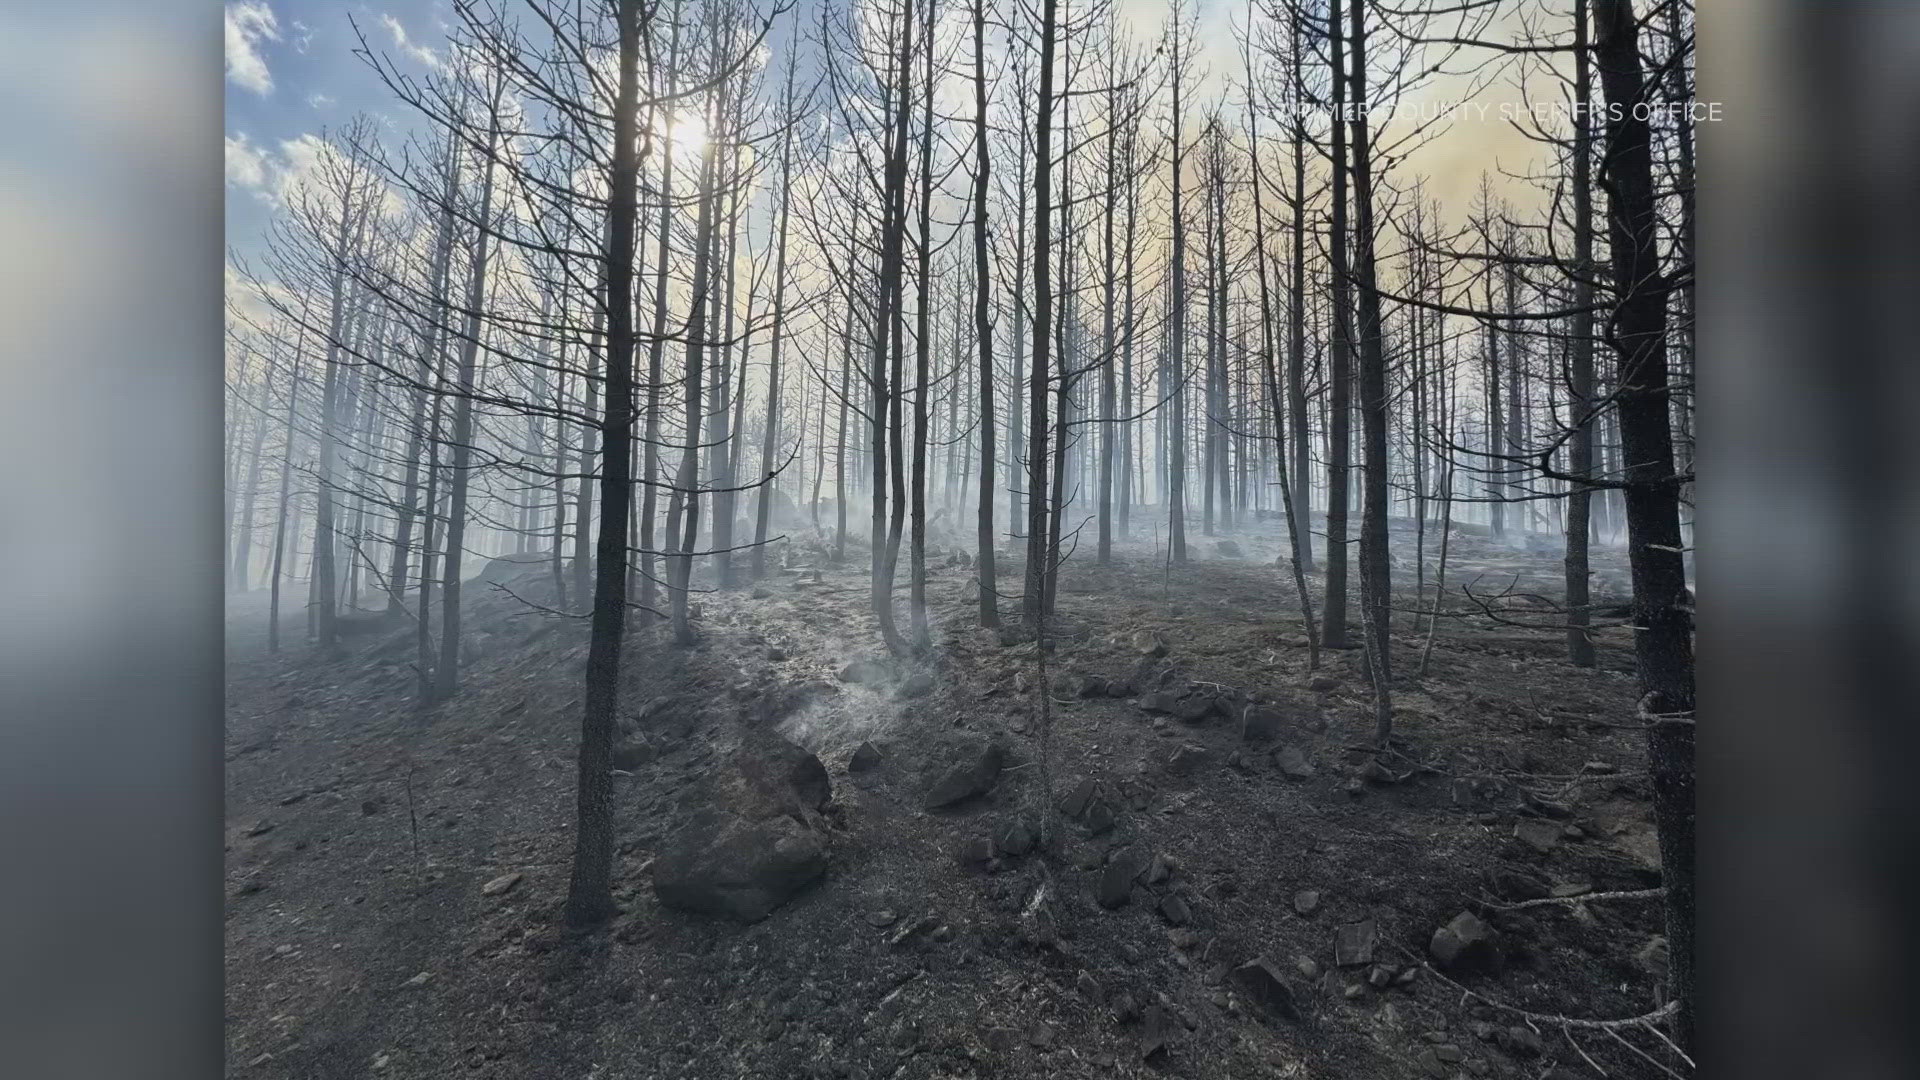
[225,515,1677,1080]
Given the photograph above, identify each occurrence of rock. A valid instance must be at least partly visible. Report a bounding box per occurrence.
[612,737,655,770]
[898,672,935,698]
[245,820,274,838]
[1240,704,1285,744]
[751,587,772,600]
[735,737,832,817]
[925,741,1005,808]
[1343,982,1365,1000]
[1214,539,1245,559]
[960,836,997,867]
[1159,894,1192,926]
[867,909,898,928]
[1514,819,1561,856]
[1098,848,1148,908]
[1293,890,1322,917]
[1551,881,1593,899]
[1028,1024,1055,1048]
[1077,970,1103,1003]
[1429,911,1500,976]
[1060,777,1097,819]
[480,871,523,897]
[652,809,829,922]
[1334,919,1377,967]
[1105,678,1135,698]
[1138,691,1181,715]
[1230,957,1300,1021]
[1361,757,1397,785]
[849,740,884,774]
[1368,964,1395,990]
[1296,956,1320,980]
[1582,760,1617,775]
[1111,990,1140,1022]
[1169,929,1201,950]
[1308,674,1340,693]
[1144,852,1174,885]
[403,971,432,988]
[1415,1049,1449,1078]
[1434,1044,1463,1063]
[1133,631,1169,658]
[1083,799,1117,836]
[1140,1005,1171,1058]
[1345,779,1366,798]
[1276,746,1316,779]
[1167,743,1210,776]
[1395,966,1418,986]
[1181,696,1222,723]
[838,658,891,684]
[998,819,1035,857]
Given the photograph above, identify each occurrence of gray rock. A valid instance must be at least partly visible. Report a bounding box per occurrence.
[1293,889,1322,917]
[925,741,1006,808]
[1133,631,1169,658]
[612,737,655,770]
[898,672,935,698]
[1214,540,1245,559]
[1429,911,1500,976]
[1084,799,1118,836]
[998,819,1035,857]
[1488,868,1549,901]
[1240,704,1285,744]
[480,871,522,897]
[1514,819,1561,857]
[1060,777,1098,820]
[849,740,884,774]
[1335,918,1377,967]
[652,809,829,922]
[1159,894,1192,926]
[838,658,892,684]
[1098,847,1149,909]
[1276,745,1316,779]
[1231,957,1299,1021]
[1139,691,1182,715]
[1308,674,1339,693]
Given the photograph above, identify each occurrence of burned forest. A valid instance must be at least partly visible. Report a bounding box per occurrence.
[223,0,1699,1076]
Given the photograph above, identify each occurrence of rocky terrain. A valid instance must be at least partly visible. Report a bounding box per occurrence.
[224,516,1677,1079]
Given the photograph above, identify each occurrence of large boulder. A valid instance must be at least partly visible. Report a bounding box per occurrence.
[652,809,829,922]
[724,735,831,821]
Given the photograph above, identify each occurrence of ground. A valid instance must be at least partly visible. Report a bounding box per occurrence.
[224,513,1681,1079]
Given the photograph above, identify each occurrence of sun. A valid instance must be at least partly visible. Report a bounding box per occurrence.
[652,111,707,161]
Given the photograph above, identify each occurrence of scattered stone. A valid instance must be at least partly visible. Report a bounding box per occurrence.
[1214,540,1245,559]
[1239,704,1285,744]
[1361,757,1397,785]
[1139,691,1181,715]
[1415,1049,1449,1078]
[1060,777,1098,819]
[1429,911,1501,977]
[1111,991,1140,1022]
[960,836,997,867]
[1343,982,1366,1001]
[1028,1024,1055,1049]
[1524,792,1574,819]
[1514,819,1561,857]
[1276,746,1316,779]
[1098,848,1149,909]
[1074,674,1109,698]
[849,740,884,774]
[751,587,772,600]
[1167,743,1210,776]
[245,820,275,838]
[1133,631,1169,658]
[1345,779,1366,799]
[480,872,522,897]
[1144,852,1174,886]
[1083,799,1117,837]
[1169,929,1201,950]
[1140,1005,1171,1058]
[1296,956,1320,980]
[404,971,432,988]
[1308,674,1340,693]
[1175,696,1215,723]
[1368,965,1395,990]
[1335,919,1378,967]
[1230,957,1301,1021]
[1395,966,1419,987]
[1435,1044,1463,1063]
[998,819,1035,857]
[898,672,935,698]
[1293,890,1322,917]
[925,741,1006,808]
[1077,970,1103,1004]
[736,737,832,816]
[1551,881,1593,899]
[652,809,829,922]
[1562,824,1587,840]
[1582,760,1617,775]
[1158,894,1192,926]
[866,909,899,928]
[889,914,939,947]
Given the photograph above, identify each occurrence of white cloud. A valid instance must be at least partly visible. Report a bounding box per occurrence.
[224,2,281,96]
[306,92,335,110]
[378,13,442,70]
[224,132,271,191]
[291,19,314,54]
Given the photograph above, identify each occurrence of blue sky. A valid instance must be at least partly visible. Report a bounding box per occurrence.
[224,1,451,262]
